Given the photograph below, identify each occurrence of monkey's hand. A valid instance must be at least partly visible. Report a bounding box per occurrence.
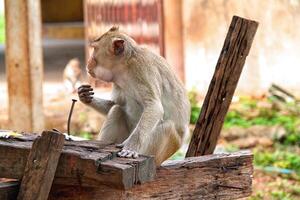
[117,135,139,159]
[78,85,94,104]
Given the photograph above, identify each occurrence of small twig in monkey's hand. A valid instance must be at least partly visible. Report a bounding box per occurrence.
[67,99,77,140]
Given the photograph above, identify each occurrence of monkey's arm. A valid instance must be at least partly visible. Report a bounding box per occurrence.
[133,100,163,138]
[89,97,115,115]
[119,97,163,158]
[120,80,164,155]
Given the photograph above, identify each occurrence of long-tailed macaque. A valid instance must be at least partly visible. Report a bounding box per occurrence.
[78,27,190,165]
[63,58,82,93]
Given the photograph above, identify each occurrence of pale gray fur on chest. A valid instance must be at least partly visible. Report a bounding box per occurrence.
[122,94,143,132]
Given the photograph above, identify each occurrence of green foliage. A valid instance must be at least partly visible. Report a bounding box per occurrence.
[250,179,300,200]
[169,149,185,160]
[188,91,300,146]
[270,191,293,200]
[249,191,264,200]
[224,144,240,152]
[188,89,201,124]
[223,110,251,128]
[0,14,5,44]
[190,106,201,124]
[78,131,93,140]
[249,191,293,200]
[254,148,300,175]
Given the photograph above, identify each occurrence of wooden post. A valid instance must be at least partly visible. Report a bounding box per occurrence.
[17,131,65,200]
[186,16,259,157]
[162,0,185,82]
[4,0,44,132]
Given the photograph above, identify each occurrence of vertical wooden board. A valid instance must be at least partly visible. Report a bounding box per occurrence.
[17,131,65,200]
[186,16,259,157]
[4,0,44,132]
[5,0,32,131]
[27,0,44,132]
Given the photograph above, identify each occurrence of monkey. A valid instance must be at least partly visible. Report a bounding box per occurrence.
[78,27,190,166]
[63,58,82,93]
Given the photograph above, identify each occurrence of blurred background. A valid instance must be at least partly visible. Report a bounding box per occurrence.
[0,0,300,199]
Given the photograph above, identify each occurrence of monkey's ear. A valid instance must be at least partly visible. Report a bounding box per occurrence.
[109,26,119,32]
[112,38,125,56]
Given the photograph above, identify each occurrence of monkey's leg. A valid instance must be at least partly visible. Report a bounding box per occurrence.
[98,105,129,143]
[140,120,183,166]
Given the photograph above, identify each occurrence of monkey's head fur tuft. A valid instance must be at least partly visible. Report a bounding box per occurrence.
[109,26,119,32]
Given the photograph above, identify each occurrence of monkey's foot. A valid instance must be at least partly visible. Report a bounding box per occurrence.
[117,149,139,158]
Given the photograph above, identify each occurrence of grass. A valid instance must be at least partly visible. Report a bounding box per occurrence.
[249,173,300,200]
[254,146,300,177]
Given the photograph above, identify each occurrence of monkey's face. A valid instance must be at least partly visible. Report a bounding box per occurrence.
[86,29,127,82]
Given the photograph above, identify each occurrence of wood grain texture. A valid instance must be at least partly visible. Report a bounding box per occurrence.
[48,151,253,200]
[17,131,65,200]
[186,16,259,157]
[4,0,44,132]
[0,151,252,200]
[0,134,156,190]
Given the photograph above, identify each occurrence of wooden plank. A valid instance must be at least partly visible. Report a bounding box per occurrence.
[163,0,185,82]
[0,151,253,200]
[0,135,156,189]
[27,0,45,132]
[0,181,19,200]
[17,131,65,200]
[186,16,259,157]
[4,0,44,132]
[47,151,253,200]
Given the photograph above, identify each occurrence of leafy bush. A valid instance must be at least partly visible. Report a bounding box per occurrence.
[254,148,300,175]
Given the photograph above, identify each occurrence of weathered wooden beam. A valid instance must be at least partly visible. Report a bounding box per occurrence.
[0,151,253,200]
[0,181,19,200]
[47,151,253,200]
[0,134,156,189]
[4,0,44,132]
[17,131,65,200]
[186,16,259,157]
